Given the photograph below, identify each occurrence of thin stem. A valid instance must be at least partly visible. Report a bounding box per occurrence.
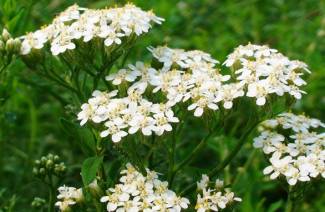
[173,132,213,176]
[167,132,177,185]
[180,120,259,196]
[208,121,257,178]
[285,186,294,212]
[47,175,55,212]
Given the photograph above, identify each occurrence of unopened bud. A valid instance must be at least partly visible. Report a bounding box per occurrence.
[88,179,101,196]
[54,155,60,162]
[48,154,54,160]
[2,29,11,42]
[39,168,46,175]
[32,167,39,175]
[5,38,15,53]
[13,38,21,54]
[41,156,46,163]
[0,40,4,51]
[46,160,54,169]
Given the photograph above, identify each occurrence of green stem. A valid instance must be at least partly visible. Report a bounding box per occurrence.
[48,176,55,212]
[208,122,257,178]
[167,132,177,185]
[173,132,213,177]
[180,120,258,196]
[285,187,294,212]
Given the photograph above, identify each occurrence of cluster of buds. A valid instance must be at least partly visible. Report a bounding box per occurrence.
[33,153,66,179]
[31,197,46,209]
[0,28,21,70]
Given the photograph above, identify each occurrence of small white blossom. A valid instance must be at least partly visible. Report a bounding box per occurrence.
[55,186,83,212]
[254,112,325,185]
[195,175,241,211]
[101,163,189,211]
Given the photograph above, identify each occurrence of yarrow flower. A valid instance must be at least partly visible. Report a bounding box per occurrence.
[55,185,83,211]
[77,89,179,142]
[79,44,312,143]
[100,163,189,211]
[253,112,325,185]
[19,4,164,55]
[106,46,244,118]
[224,43,310,105]
[195,175,241,212]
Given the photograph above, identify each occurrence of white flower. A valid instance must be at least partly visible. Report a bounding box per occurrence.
[153,112,179,136]
[195,175,241,211]
[224,43,310,106]
[101,163,189,212]
[20,30,48,55]
[50,30,76,56]
[20,4,164,56]
[55,186,83,211]
[188,96,218,117]
[106,69,141,85]
[100,120,128,142]
[254,112,325,185]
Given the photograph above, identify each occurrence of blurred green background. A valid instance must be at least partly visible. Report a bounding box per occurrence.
[0,0,324,211]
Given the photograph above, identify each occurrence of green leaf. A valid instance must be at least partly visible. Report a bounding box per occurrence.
[267,200,284,212]
[81,156,103,185]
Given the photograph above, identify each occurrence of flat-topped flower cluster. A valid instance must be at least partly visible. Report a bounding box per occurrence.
[224,44,310,105]
[195,175,241,212]
[77,89,179,142]
[253,112,325,185]
[78,44,311,142]
[19,4,163,55]
[100,163,189,211]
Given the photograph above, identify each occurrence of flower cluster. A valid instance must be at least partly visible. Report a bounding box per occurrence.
[55,186,83,212]
[224,43,310,105]
[0,29,21,65]
[195,175,241,212]
[19,4,163,55]
[106,46,244,117]
[100,163,189,211]
[77,89,179,142]
[253,112,325,185]
[32,153,66,178]
[105,44,310,119]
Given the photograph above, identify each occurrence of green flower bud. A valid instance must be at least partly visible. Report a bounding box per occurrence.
[13,38,21,54]
[39,167,46,175]
[32,167,39,175]
[41,156,47,163]
[54,155,60,162]
[0,40,4,51]
[5,38,15,53]
[46,160,54,169]
[34,159,41,165]
[2,29,11,42]
[48,153,54,160]
[31,197,46,208]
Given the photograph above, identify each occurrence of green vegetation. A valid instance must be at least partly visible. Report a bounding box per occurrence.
[0,0,324,211]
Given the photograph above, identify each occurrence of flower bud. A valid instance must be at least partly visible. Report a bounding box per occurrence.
[54,155,60,162]
[13,38,22,54]
[5,38,15,53]
[2,29,11,42]
[32,167,39,175]
[88,179,101,196]
[0,40,4,51]
[46,160,54,169]
[39,167,46,175]
[31,197,46,208]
